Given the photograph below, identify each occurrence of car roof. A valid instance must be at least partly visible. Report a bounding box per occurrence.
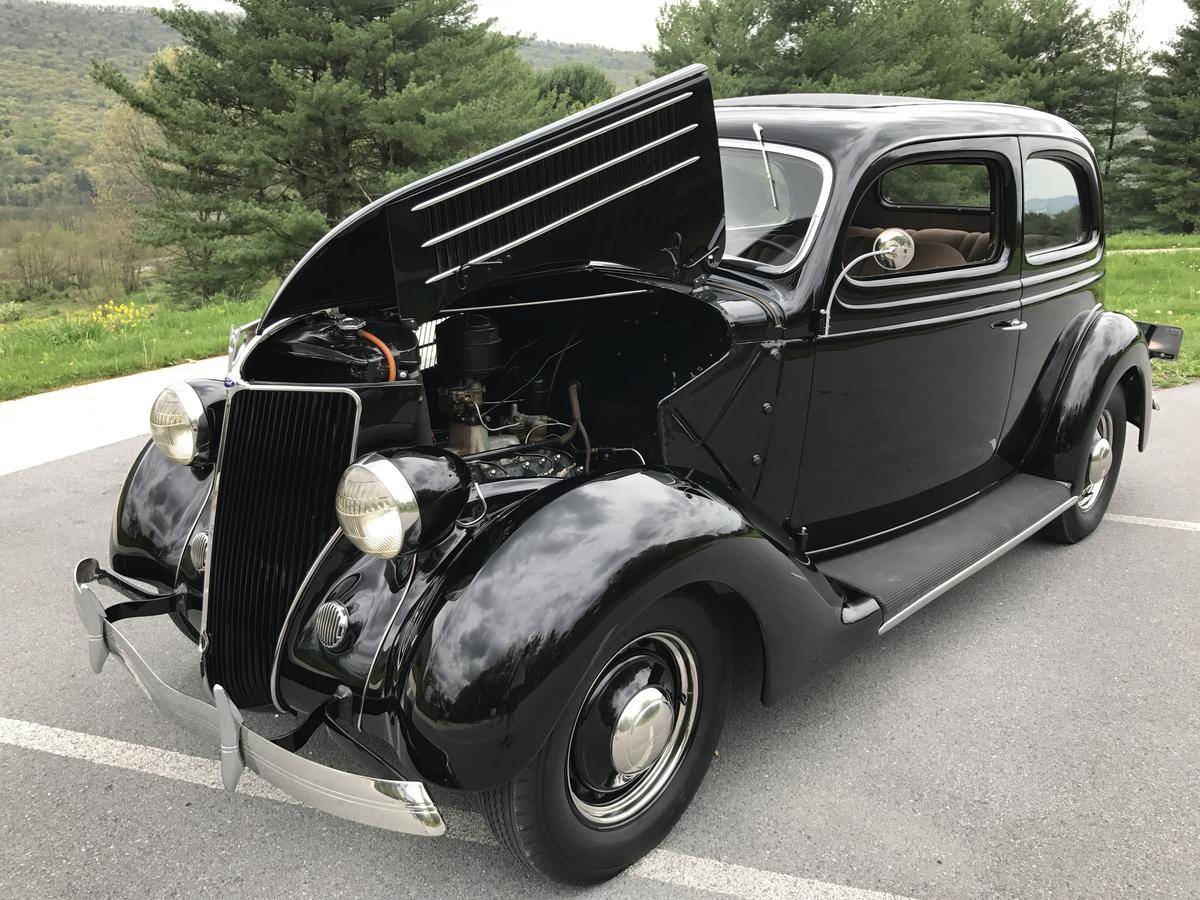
[715,94,1093,162]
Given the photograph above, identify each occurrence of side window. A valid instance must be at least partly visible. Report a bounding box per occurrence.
[1023,157,1088,257]
[844,159,999,279]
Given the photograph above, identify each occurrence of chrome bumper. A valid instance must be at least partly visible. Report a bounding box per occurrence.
[71,558,445,837]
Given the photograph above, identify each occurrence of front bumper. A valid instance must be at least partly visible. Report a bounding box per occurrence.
[71,558,445,836]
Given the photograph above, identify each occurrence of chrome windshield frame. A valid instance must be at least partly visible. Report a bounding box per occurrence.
[717,137,834,277]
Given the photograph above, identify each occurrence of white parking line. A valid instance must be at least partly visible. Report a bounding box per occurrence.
[0,715,906,900]
[1106,513,1200,533]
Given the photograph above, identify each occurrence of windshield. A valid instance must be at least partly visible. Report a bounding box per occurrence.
[720,145,830,271]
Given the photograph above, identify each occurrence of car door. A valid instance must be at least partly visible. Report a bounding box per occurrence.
[792,138,1023,551]
[1000,138,1104,454]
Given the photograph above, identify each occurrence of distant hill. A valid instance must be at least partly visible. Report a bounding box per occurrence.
[0,0,653,213]
[519,40,652,90]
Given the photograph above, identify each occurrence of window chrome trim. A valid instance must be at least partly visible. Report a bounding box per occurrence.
[824,298,1021,340]
[1024,234,1101,268]
[1019,248,1102,287]
[718,138,834,276]
[836,277,1021,311]
[844,250,1010,293]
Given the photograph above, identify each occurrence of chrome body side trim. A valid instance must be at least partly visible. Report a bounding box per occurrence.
[825,298,1021,340]
[73,559,445,836]
[877,495,1079,634]
[269,528,346,714]
[717,138,834,275]
[198,384,363,664]
[1019,249,1103,287]
[1020,272,1103,306]
[425,156,701,285]
[356,558,418,730]
[412,90,696,212]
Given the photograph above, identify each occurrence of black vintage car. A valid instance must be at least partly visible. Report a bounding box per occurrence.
[73,65,1183,883]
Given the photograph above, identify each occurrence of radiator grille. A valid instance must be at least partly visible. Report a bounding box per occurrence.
[204,388,358,708]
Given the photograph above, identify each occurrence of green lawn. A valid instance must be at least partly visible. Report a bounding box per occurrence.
[1108,231,1200,251]
[1105,248,1198,388]
[0,288,270,401]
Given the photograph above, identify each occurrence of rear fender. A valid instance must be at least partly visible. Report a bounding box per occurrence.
[1026,310,1151,486]
[389,468,876,791]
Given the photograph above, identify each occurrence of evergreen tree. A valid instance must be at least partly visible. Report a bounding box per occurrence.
[93,0,557,300]
[1141,0,1200,232]
[535,63,615,109]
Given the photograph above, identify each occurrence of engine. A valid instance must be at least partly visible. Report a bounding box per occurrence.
[434,314,580,483]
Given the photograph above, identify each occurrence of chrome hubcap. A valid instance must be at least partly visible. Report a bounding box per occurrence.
[611,686,675,775]
[1078,409,1114,511]
[568,631,698,826]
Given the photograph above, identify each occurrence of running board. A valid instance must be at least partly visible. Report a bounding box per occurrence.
[817,474,1076,634]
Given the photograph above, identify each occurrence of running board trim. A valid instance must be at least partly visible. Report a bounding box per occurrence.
[878,495,1079,634]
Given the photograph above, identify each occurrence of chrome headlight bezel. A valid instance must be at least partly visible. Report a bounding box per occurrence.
[149,382,209,466]
[335,454,422,559]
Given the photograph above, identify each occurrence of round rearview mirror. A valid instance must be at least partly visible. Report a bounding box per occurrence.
[874,228,916,271]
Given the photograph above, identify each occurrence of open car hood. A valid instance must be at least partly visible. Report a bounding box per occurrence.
[260,65,724,329]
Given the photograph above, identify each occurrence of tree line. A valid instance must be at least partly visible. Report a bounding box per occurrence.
[17,0,1200,305]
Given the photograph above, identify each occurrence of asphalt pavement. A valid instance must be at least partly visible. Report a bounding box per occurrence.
[1,383,1197,899]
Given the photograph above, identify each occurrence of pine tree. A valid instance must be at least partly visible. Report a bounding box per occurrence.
[1141,0,1200,232]
[93,0,557,300]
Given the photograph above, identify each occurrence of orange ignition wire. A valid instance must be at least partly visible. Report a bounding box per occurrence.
[357,329,396,382]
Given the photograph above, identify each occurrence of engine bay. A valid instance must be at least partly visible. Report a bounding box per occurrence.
[239,289,731,484]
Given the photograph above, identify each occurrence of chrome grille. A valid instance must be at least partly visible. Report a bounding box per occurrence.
[203,387,359,708]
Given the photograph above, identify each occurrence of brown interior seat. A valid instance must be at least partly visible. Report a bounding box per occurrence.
[842,226,992,273]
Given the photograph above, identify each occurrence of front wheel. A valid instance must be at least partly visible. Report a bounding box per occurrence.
[481,592,730,884]
[1043,385,1126,543]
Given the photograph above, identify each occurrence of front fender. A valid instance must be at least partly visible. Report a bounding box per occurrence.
[1027,310,1151,485]
[110,439,212,590]
[392,468,875,791]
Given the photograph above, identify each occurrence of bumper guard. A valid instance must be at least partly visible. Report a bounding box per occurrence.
[71,558,445,836]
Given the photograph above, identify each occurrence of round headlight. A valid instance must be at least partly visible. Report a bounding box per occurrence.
[335,456,420,559]
[149,382,206,465]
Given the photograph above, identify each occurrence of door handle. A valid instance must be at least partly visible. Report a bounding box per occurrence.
[991,319,1028,331]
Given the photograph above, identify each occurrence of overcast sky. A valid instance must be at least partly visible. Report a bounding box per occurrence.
[45,0,1195,54]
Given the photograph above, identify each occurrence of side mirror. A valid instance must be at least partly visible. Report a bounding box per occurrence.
[820,228,917,337]
[873,228,915,271]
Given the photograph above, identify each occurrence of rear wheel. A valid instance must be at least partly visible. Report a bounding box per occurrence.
[481,592,730,884]
[1043,386,1126,543]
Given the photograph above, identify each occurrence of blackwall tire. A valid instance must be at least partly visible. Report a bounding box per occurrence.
[1042,386,1126,544]
[480,592,731,884]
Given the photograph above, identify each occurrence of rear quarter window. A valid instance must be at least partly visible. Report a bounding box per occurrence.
[1024,157,1089,256]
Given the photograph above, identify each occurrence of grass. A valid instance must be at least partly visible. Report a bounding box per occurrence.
[0,285,272,401]
[1105,249,1199,389]
[1108,231,1200,251]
